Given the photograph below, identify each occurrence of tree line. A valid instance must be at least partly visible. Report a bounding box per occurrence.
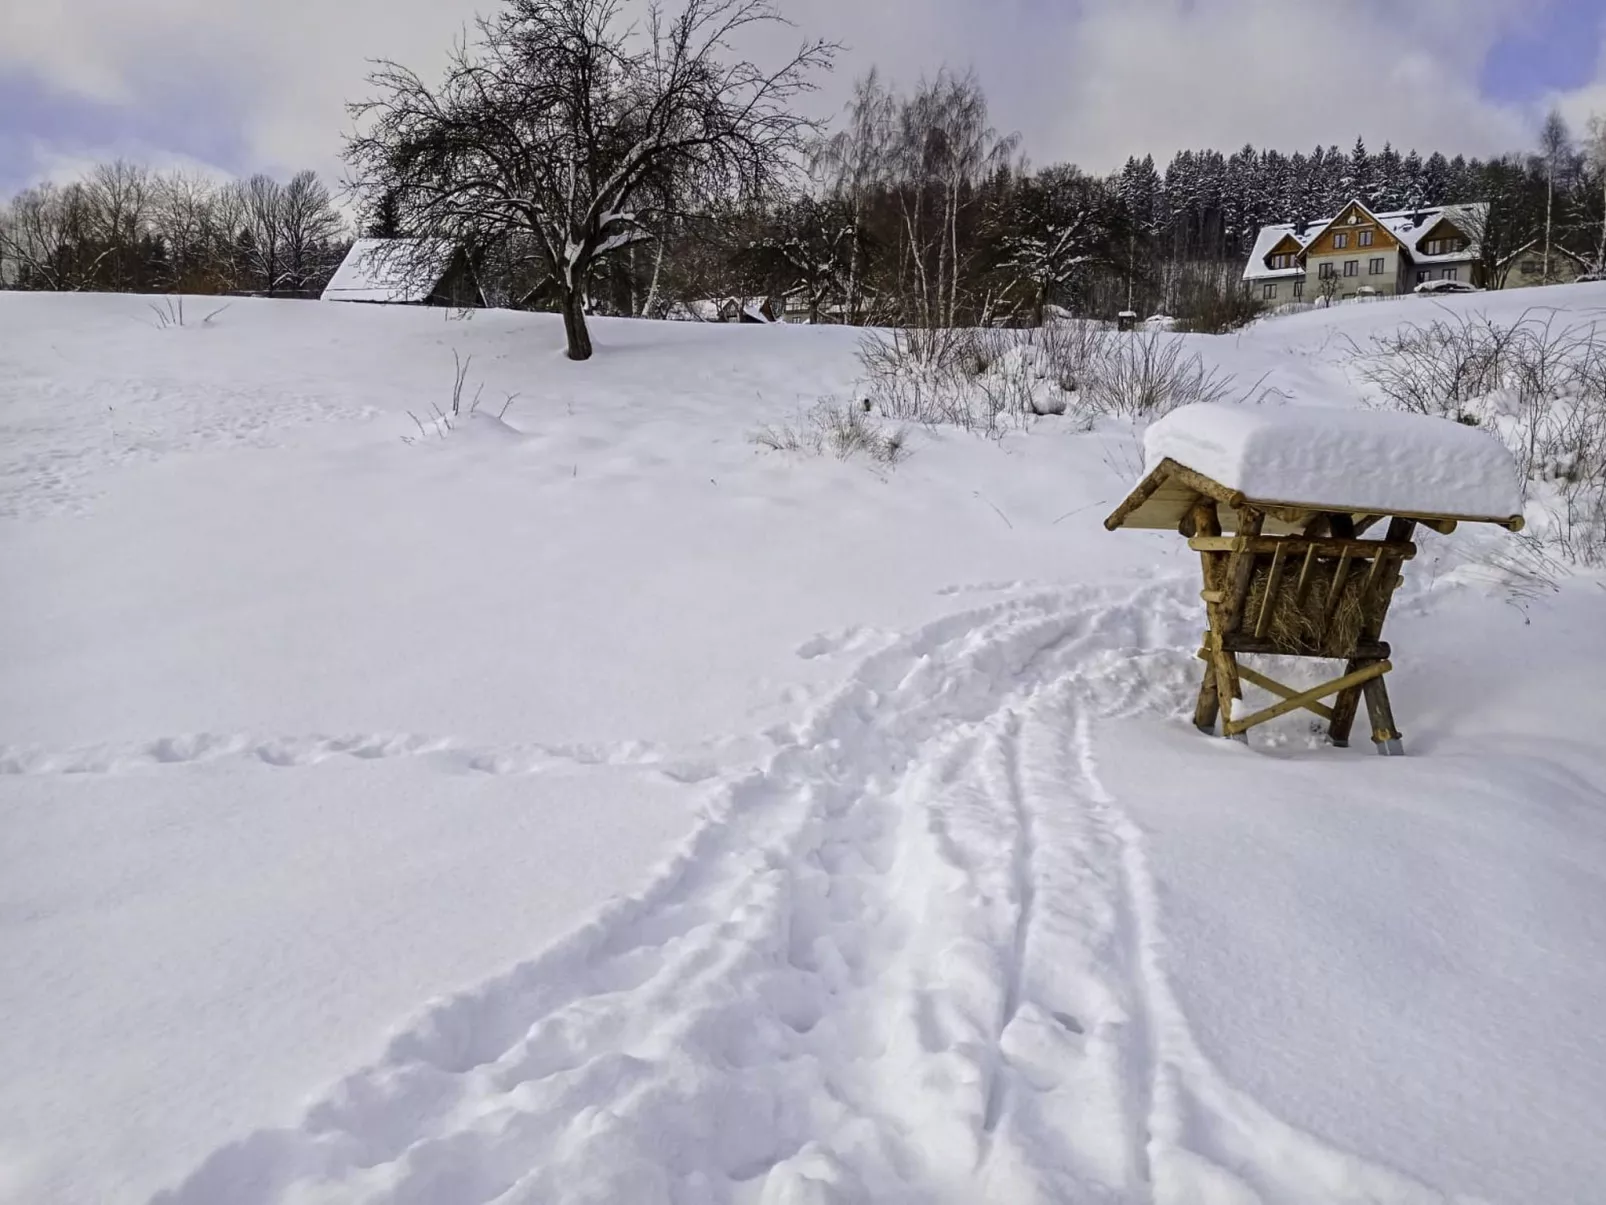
[4,0,1605,359]
[0,161,348,296]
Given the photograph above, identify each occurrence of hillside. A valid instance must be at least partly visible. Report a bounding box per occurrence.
[2,289,1605,1205]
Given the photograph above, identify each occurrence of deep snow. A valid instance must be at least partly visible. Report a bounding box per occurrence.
[2,287,1605,1205]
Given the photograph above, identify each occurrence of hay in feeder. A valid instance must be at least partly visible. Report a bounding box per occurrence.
[1242,556,1372,655]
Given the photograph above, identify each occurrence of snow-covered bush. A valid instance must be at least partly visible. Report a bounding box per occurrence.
[1355,309,1606,562]
[857,323,1237,432]
[753,400,910,467]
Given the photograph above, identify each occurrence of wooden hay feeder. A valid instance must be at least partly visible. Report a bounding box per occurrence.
[1105,404,1525,755]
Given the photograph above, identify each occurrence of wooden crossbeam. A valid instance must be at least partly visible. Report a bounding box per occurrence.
[1195,650,1335,721]
[1223,661,1392,738]
[1187,535,1417,560]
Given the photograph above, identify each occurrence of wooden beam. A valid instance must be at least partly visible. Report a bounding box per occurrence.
[1224,661,1392,737]
[1222,634,1390,659]
[1188,536,1417,560]
[1105,458,1244,532]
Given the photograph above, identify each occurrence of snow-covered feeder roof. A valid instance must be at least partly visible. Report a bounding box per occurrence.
[1105,403,1525,535]
[322,238,456,303]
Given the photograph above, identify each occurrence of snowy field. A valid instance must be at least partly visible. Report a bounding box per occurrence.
[2,288,1605,1205]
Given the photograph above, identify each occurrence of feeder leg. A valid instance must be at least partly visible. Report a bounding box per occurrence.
[1362,673,1404,757]
[1193,659,1221,734]
[1327,658,1364,748]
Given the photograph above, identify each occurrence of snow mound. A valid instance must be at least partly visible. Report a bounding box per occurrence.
[1145,402,1523,521]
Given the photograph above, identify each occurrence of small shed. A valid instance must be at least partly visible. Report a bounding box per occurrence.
[1106,403,1524,753]
[321,238,483,307]
[1117,310,1139,332]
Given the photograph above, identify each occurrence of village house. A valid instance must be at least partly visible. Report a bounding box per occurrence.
[1242,200,1488,303]
[1495,239,1593,289]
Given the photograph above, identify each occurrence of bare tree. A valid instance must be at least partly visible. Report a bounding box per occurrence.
[0,183,101,290]
[347,0,835,360]
[884,70,1018,328]
[280,170,348,291]
[1538,108,1572,283]
[84,160,153,290]
[1585,112,1606,275]
[810,69,893,322]
[150,171,221,291]
[239,174,288,294]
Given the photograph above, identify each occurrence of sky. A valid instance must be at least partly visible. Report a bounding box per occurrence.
[1,0,1605,196]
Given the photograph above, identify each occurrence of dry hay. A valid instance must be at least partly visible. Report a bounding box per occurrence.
[1241,556,1374,654]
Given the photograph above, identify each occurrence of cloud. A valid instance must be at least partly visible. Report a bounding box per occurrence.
[2,0,1605,191]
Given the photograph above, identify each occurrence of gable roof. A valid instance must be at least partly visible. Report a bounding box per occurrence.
[322,238,458,303]
[1243,200,1490,281]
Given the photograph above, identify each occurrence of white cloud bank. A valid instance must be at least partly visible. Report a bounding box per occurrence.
[2,0,1605,185]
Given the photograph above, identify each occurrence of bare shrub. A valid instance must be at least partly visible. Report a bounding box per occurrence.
[1080,328,1237,419]
[753,400,910,466]
[1355,307,1606,563]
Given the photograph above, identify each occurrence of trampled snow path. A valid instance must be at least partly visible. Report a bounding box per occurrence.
[145,580,1457,1205]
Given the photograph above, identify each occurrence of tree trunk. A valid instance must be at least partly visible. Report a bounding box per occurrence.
[561,285,593,361]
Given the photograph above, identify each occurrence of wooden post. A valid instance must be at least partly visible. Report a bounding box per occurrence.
[1213,508,1264,739]
[1191,500,1224,732]
[1329,517,1416,750]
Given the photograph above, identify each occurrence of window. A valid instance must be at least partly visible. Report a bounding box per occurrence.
[1359,230,1374,247]
[1293,279,1304,299]
[1262,283,1278,300]
[1343,260,1359,277]
[1333,233,1349,249]
[1417,270,1430,283]
[1442,268,1458,282]
[1522,259,1541,274]
[1424,239,1440,255]
[1270,253,1291,270]
[1369,257,1385,275]
[1319,262,1337,279]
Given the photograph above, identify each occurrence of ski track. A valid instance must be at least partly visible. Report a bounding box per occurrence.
[0,732,739,785]
[144,580,1452,1205]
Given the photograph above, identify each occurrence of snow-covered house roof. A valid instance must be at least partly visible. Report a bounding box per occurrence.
[1105,402,1525,534]
[1242,224,1319,282]
[322,238,459,303]
[1243,202,1488,282]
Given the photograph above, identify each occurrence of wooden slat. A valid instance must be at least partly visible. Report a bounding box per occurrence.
[1224,661,1392,737]
[1292,542,1320,607]
[1254,542,1289,638]
[1320,550,1354,631]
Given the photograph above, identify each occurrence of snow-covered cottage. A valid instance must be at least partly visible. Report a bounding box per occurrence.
[322,238,483,307]
[1243,200,1488,303]
[1495,239,1594,289]
[667,297,778,323]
